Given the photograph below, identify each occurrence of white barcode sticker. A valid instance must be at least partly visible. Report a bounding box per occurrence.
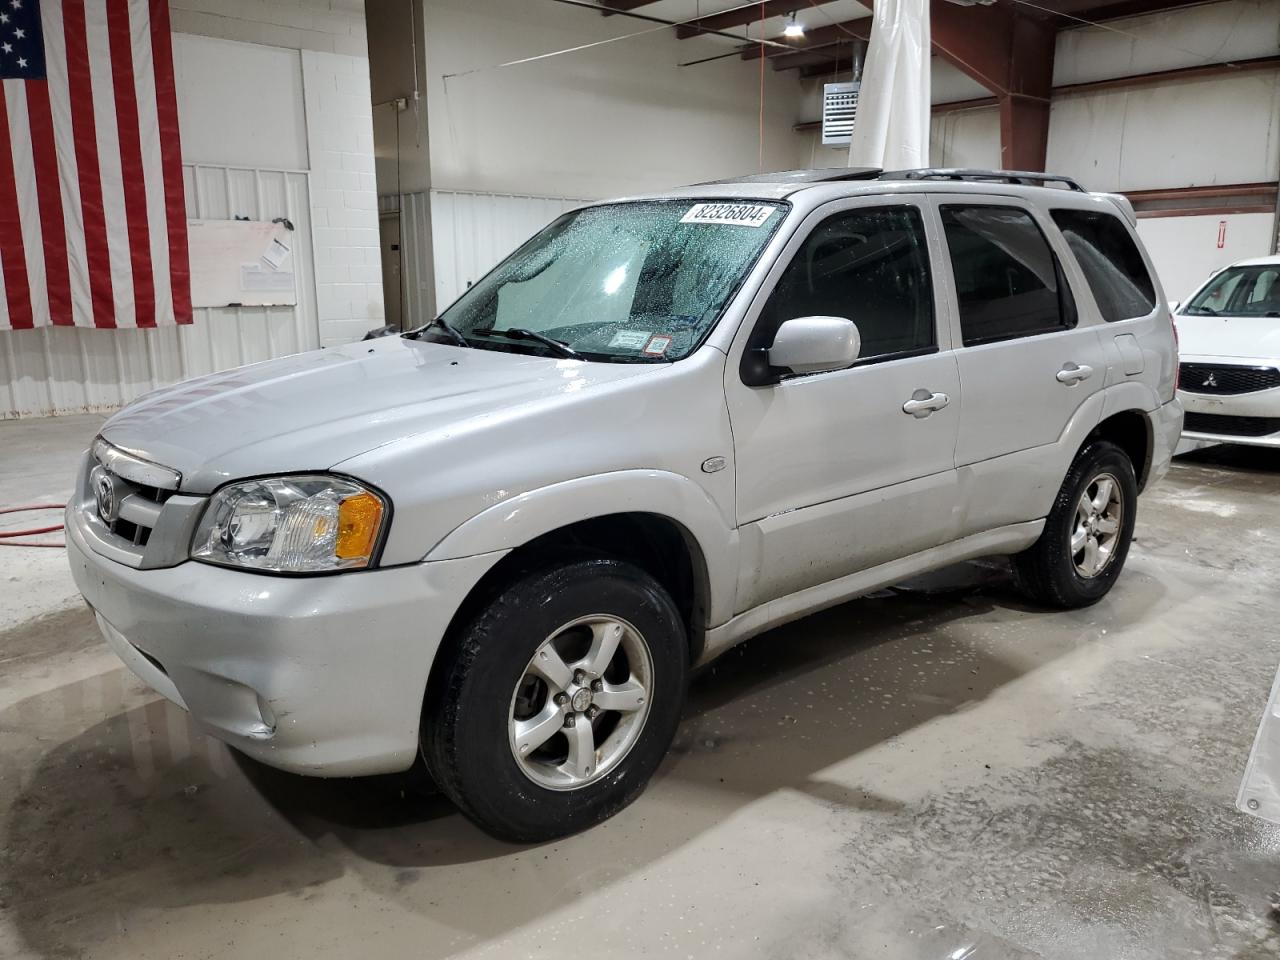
[680,203,775,227]
[608,330,651,349]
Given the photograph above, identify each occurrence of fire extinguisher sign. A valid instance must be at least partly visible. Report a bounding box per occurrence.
[1217,220,1228,249]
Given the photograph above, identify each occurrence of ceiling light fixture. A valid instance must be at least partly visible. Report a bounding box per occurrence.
[783,12,805,39]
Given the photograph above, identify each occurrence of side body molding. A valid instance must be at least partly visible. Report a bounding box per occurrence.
[425,470,741,628]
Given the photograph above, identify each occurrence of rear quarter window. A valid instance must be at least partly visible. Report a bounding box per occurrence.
[1051,209,1156,322]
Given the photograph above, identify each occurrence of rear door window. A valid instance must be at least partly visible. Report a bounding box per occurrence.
[941,205,1076,346]
[1051,209,1156,322]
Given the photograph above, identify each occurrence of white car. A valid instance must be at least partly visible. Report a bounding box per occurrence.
[1175,255,1280,447]
[68,168,1182,841]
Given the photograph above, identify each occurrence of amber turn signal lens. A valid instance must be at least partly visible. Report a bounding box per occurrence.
[335,491,384,561]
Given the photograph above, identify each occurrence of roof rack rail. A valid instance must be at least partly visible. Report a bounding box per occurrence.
[881,168,1088,193]
[694,167,882,187]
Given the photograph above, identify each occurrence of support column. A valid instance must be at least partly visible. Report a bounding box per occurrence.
[1000,96,1052,171]
[366,0,435,328]
[929,0,1056,172]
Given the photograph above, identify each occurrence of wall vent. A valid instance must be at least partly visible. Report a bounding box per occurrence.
[822,82,859,146]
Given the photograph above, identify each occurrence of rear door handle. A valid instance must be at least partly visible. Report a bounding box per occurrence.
[1056,363,1094,385]
[902,390,950,418]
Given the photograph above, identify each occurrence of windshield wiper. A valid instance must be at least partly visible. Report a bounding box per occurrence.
[1187,306,1218,316]
[427,317,473,348]
[405,317,470,347]
[474,327,580,359]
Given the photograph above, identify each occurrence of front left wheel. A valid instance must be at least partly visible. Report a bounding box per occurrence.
[422,557,688,843]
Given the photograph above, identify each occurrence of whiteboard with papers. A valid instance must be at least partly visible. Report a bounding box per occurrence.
[187,219,298,308]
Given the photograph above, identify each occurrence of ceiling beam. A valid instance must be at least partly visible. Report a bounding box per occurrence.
[596,0,660,14]
[551,0,797,47]
[1054,52,1280,95]
[758,1,1048,99]
[740,17,874,60]
[771,47,859,72]
[796,56,852,80]
[676,0,844,39]
[796,52,1277,128]
[1125,182,1279,204]
[1036,0,1231,23]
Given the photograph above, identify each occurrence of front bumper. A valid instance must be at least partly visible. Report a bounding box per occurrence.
[1176,353,1280,448]
[67,504,504,777]
[1178,388,1280,448]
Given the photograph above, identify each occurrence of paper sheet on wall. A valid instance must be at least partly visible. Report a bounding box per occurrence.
[188,219,298,307]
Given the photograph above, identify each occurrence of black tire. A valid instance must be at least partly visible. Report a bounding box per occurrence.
[1012,440,1138,609]
[422,557,687,843]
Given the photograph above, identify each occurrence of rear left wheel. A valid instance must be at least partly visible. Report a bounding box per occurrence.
[1012,439,1138,609]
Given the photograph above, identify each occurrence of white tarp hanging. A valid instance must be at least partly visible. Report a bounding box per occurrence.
[1238,660,1280,826]
[847,0,931,170]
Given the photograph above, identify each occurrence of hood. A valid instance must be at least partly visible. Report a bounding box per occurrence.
[1175,313,1280,362]
[100,337,654,492]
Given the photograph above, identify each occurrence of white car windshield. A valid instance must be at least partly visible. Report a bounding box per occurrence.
[1183,265,1280,317]
[428,200,787,362]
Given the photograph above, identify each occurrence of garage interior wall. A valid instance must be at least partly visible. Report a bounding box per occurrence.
[384,190,589,322]
[1,0,383,419]
[802,0,1280,300]
[375,0,812,327]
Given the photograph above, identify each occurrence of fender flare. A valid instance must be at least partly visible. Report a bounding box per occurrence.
[425,470,740,627]
[1098,379,1160,422]
[1058,381,1159,465]
[1044,382,1159,499]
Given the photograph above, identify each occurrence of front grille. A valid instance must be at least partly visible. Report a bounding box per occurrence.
[77,439,206,570]
[1183,412,1280,438]
[88,462,171,548]
[77,438,188,567]
[1179,363,1280,395]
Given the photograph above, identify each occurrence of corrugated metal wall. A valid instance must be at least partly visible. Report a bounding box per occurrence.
[0,163,318,419]
[430,190,589,310]
[383,189,589,327]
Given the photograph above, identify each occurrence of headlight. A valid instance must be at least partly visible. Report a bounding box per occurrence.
[191,475,388,573]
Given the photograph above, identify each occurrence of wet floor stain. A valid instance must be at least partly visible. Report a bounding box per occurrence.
[2,446,1280,958]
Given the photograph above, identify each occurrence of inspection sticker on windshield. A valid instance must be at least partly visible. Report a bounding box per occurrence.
[643,334,673,357]
[608,330,651,350]
[680,203,774,227]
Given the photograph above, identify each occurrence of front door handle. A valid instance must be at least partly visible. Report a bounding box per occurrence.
[1056,363,1094,385]
[902,390,950,418]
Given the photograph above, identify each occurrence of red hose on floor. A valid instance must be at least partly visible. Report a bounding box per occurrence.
[0,504,67,548]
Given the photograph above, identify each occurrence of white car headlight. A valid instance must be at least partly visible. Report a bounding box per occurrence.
[191,475,388,573]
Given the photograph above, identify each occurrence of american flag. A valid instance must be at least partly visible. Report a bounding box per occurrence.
[0,0,190,330]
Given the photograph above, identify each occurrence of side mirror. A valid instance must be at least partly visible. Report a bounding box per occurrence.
[767,316,861,377]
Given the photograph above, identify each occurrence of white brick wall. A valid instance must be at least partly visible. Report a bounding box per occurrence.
[302,49,385,345]
[171,0,368,56]
[170,1,384,347]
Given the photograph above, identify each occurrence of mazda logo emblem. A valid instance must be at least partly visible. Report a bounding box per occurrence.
[95,472,118,524]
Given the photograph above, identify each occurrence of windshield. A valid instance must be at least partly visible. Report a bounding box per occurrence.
[430,200,787,361]
[1183,265,1280,317]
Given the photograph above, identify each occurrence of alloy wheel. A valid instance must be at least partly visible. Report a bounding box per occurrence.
[508,615,654,791]
[1071,471,1123,579]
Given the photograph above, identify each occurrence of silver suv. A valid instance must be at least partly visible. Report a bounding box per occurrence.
[68,168,1182,842]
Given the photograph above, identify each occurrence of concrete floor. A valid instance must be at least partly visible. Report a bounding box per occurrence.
[2,414,1279,960]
